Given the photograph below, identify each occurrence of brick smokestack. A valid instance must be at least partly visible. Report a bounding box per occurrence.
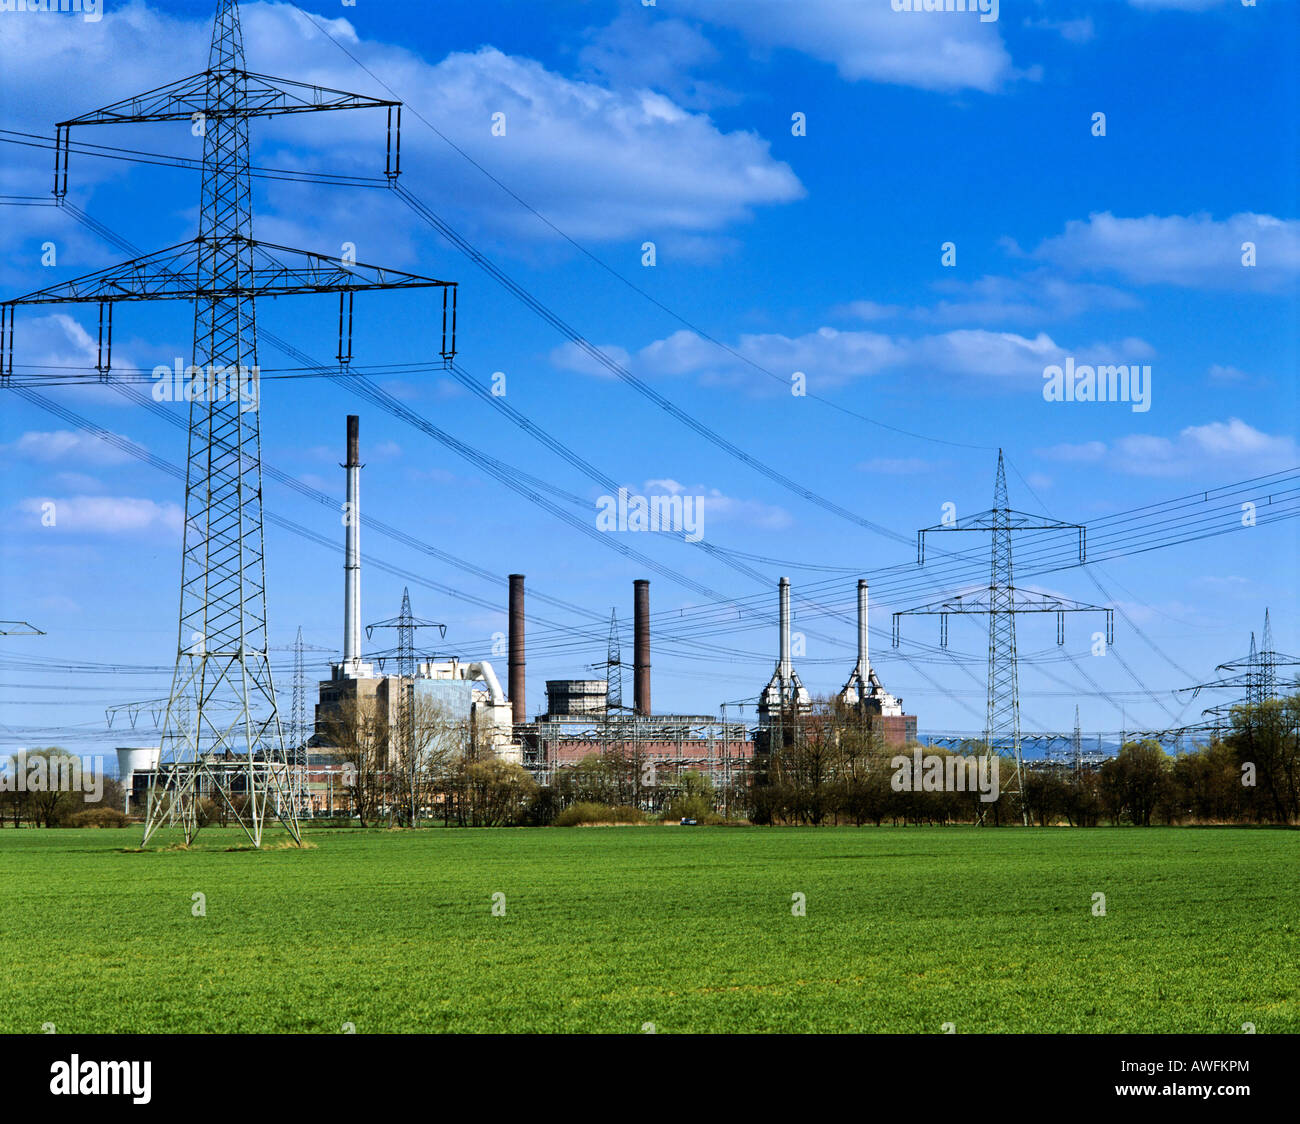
[508,574,525,724]
[634,579,650,716]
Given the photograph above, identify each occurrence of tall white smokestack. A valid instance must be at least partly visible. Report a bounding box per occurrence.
[857,579,869,675]
[779,576,792,680]
[343,415,362,669]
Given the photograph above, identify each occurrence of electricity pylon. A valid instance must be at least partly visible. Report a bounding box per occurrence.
[1181,609,1300,731]
[2,0,457,846]
[367,588,446,822]
[594,609,625,714]
[892,450,1114,824]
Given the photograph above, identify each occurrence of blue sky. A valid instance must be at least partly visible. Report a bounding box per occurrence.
[1,0,1297,759]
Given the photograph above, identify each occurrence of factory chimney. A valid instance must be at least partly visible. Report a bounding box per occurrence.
[856,579,869,677]
[633,579,650,716]
[342,414,363,672]
[508,574,526,724]
[779,575,792,680]
[760,575,809,719]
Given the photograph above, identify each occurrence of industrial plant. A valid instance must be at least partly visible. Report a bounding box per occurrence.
[117,413,919,821]
[5,0,1291,846]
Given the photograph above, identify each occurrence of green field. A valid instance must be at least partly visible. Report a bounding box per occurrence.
[0,825,1295,1033]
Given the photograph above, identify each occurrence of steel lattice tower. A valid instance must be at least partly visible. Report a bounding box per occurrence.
[368,588,445,821]
[893,450,1114,823]
[1182,610,1300,730]
[153,1,283,845]
[604,610,624,714]
[986,452,1020,778]
[1260,610,1277,703]
[291,627,307,756]
[2,0,458,845]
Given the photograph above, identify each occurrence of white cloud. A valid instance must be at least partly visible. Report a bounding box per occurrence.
[838,273,1141,326]
[1023,16,1096,43]
[0,3,804,255]
[578,13,738,110]
[0,314,149,408]
[553,326,1154,390]
[639,478,791,532]
[676,0,1017,93]
[2,428,145,466]
[1031,212,1300,290]
[1039,418,1298,477]
[17,495,183,534]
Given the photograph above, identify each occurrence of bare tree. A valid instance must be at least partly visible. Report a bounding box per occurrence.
[317,695,386,826]
[392,695,463,825]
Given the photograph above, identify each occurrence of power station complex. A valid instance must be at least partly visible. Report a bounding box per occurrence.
[117,414,917,817]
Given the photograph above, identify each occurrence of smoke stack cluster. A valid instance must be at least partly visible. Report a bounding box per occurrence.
[634,579,650,716]
[509,574,526,724]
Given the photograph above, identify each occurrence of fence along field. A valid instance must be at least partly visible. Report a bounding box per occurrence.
[1,825,1295,1033]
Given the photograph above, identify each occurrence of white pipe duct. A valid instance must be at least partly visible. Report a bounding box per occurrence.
[467,661,507,707]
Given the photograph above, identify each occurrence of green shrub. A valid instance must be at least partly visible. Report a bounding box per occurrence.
[555,802,645,826]
[664,794,715,824]
[66,807,132,829]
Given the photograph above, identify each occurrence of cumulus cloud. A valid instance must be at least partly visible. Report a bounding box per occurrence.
[0,3,804,256]
[840,273,1142,326]
[2,428,145,466]
[17,495,183,534]
[552,325,1154,391]
[1039,418,1298,477]
[1031,212,1300,290]
[1,315,148,408]
[676,0,1018,93]
[1023,17,1096,43]
[577,13,738,110]
[640,477,791,532]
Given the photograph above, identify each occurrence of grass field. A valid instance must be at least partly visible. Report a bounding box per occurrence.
[0,825,1295,1033]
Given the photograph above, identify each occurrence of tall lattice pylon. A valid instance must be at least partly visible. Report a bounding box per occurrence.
[892,450,1114,824]
[1183,610,1300,730]
[3,0,457,846]
[602,610,624,714]
[367,588,445,823]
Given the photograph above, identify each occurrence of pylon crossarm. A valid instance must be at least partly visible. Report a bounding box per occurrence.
[57,71,396,128]
[4,241,199,304]
[4,239,453,306]
[918,507,1083,534]
[56,72,215,127]
[893,586,1111,618]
